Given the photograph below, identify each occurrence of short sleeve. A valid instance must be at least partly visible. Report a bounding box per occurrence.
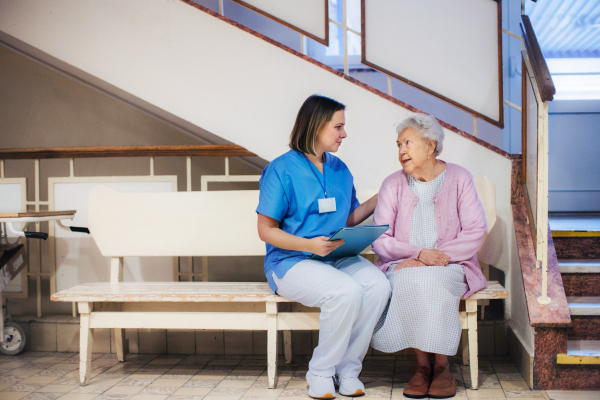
[256,165,289,222]
[350,185,360,214]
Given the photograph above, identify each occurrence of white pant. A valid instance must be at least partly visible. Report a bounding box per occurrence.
[273,256,391,378]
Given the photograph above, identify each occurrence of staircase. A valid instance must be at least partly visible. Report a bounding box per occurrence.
[551,214,600,389]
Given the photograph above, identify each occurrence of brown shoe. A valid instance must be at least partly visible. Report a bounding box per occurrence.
[427,366,457,399]
[403,366,431,399]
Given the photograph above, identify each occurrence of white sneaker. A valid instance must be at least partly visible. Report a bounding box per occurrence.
[306,371,336,399]
[334,374,365,397]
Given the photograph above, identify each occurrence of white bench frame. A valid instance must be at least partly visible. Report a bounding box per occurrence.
[50,184,507,390]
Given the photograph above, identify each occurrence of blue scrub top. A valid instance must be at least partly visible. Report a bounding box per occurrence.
[256,149,360,293]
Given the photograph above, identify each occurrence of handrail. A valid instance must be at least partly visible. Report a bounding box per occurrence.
[520,15,555,102]
[0,145,256,159]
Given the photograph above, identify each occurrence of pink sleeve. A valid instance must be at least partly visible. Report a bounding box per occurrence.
[438,174,487,262]
[371,177,422,262]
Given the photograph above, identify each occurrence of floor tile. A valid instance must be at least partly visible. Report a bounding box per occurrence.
[3,383,45,392]
[0,393,31,400]
[546,391,600,400]
[57,394,99,400]
[137,388,176,396]
[190,375,227,382]
[36,386,78,394]
[19,378,58,386]
[504,389,547,399]
[240,389,282,398]
[148,381,188,389]
[172,388,212,396]
[117,381,154,388]
[202,396,242,400]
[206,389,246,397]
[104,387,144,396]
[8,370,45,378]
[129,395,168,400]
[182,382,219,389]
[215,382,253,390]
[465,389,506,398]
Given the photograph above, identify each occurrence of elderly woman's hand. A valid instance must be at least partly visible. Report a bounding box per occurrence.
[418,249,450,266]
[393,259,426,271]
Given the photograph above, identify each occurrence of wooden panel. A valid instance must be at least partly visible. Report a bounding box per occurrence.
[0,145,255,159]
[362,0,503,127]
[90,311,268,330]
[230,0,328,45]
[88,185,265,257]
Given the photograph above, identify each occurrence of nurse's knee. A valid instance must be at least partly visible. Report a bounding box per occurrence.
[370,273,391,301]
[333,279,363,309]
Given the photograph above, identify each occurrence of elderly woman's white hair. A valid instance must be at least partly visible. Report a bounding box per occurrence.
[396,114,445,157]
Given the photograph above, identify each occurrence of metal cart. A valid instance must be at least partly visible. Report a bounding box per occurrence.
[0,211,88,355]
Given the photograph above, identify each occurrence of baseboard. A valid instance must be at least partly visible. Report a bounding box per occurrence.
[507,326,534,389]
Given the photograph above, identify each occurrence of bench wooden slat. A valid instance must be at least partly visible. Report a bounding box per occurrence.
[51,281,507,303]
[51,282,292,303]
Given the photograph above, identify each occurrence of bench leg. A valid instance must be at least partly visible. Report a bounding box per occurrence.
[266,302,279,389]
[462,330,469,366]
[114,328,129,362]
[79,302,94,385]
[283,331,292,365]
[466,299,478,390]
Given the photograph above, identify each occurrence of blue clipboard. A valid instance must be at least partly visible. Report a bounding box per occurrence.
[309,224,389,261]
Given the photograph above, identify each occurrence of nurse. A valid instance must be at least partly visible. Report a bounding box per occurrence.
[256,95,391,399]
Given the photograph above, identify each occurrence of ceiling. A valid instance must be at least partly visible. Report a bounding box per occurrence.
[526,0,600,58]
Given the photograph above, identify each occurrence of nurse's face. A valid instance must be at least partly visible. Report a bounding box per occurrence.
[315,110,347,154]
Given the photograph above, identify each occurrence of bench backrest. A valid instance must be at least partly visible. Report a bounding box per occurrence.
[89,185,265,257]
[88,180,496,258]
[473,176,496,246]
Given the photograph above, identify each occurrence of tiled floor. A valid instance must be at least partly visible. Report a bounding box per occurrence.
[0,352,595,400]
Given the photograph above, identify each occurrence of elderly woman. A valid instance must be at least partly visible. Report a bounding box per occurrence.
[370,114,487,399]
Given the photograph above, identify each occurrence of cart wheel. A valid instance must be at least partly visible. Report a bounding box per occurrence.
[1,322,27,355]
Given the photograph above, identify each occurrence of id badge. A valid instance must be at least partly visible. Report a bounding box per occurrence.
[318,197,336,213]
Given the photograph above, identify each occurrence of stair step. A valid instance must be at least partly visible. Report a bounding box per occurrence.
[549,213,600,232]
[568,297,600,315]
[557,340,600,365]
[559,260,600,274]
[567,340,600,356]
[562,274,600,297]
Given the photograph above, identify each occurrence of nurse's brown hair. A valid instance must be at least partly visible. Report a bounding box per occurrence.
[289,95,345,155]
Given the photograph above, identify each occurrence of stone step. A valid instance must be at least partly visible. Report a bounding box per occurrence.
[552,237,600,260]
[568,297,600,316]
[562,274,600,297]
[567,340,600,357]
[559,260,600,274]
[556,341,600,390]
[568,315,600,341]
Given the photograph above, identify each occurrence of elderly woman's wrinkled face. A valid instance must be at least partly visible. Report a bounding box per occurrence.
[396,128,434,175]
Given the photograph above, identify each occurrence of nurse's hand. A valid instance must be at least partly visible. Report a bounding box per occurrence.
[309,236,345,257]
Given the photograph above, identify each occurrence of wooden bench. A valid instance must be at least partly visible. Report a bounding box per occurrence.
[51,183,507,390]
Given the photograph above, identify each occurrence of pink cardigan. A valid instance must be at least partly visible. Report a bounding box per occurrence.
[371,162,487,298]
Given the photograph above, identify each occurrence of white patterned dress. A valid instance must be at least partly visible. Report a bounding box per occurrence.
[370,170,467,355]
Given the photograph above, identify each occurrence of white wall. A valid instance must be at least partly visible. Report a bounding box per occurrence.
[548,100,600,212]
[0,0,520,322]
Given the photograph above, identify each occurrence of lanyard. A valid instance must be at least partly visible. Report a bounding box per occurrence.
[303,153,328,198]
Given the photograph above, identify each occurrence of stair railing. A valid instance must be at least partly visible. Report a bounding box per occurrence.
[519,15,555,305]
